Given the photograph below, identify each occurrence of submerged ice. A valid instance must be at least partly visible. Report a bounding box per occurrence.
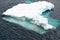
[2,1,59,34]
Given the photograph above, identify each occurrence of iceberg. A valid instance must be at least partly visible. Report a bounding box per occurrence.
[2,1,59,34]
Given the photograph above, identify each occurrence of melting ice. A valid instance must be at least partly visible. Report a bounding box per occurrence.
[2,1,60,34]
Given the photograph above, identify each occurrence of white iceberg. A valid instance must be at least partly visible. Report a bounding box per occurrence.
[2,1,55,34]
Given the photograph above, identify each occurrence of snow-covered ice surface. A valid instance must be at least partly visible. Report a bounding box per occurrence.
[2,1,60,34]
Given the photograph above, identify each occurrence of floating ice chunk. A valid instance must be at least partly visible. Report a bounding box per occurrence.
[2,1,54,31]
[3,1,54,18]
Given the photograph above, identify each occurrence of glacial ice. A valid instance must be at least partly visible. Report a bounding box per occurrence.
[2,1,59,34]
